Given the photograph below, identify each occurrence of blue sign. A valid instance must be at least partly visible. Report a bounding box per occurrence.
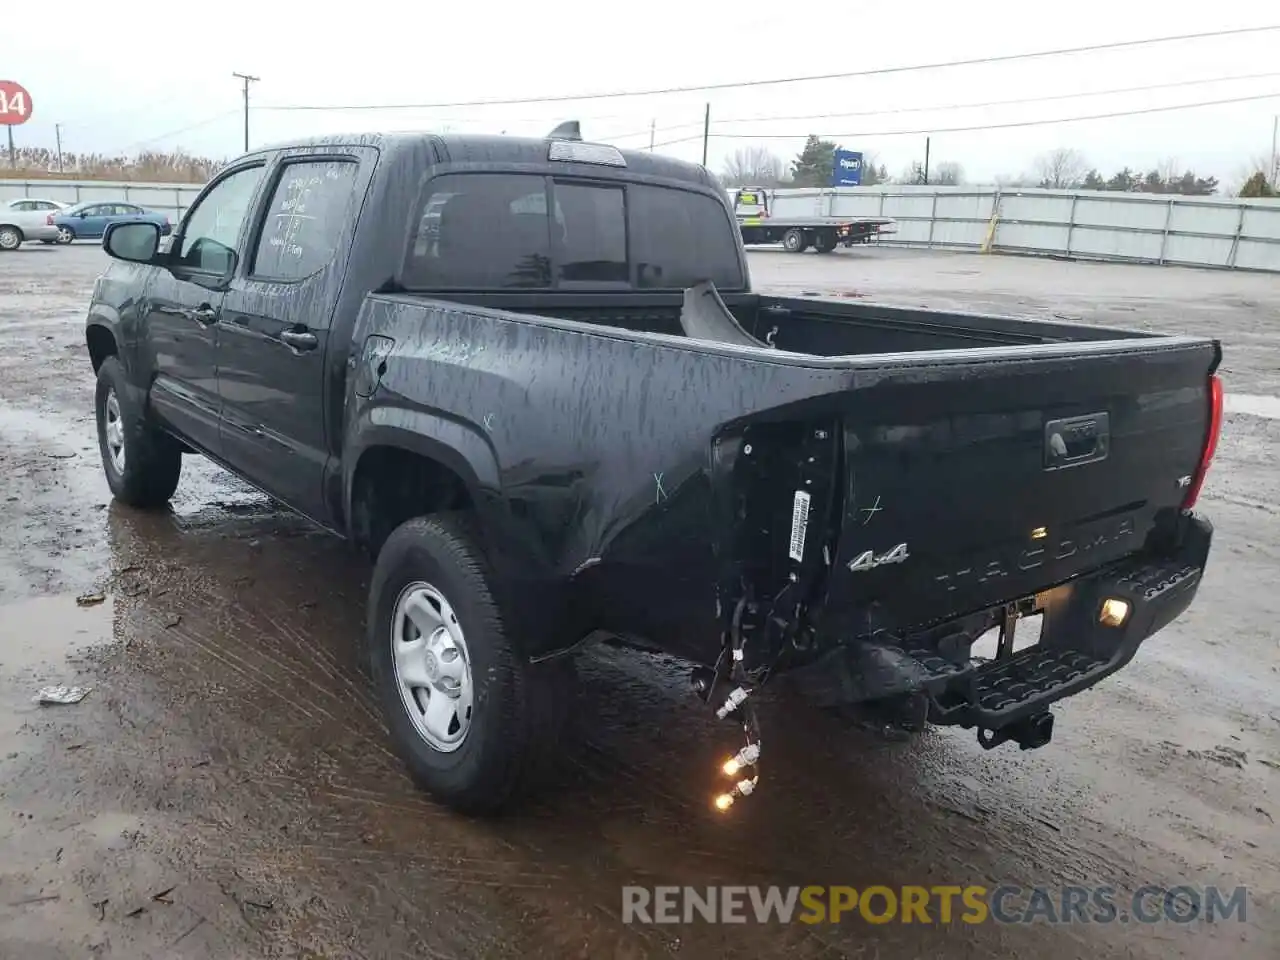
[832,149,863,187]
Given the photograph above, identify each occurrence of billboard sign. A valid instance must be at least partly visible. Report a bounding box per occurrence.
[831,149,863,187]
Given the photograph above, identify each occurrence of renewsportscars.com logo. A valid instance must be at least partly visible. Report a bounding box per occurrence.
[622,885,1249,925]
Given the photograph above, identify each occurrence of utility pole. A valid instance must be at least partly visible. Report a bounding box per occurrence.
[701,103,710,167]
[232,72,260,152]
[649,118,655,152]
[55,123,64,173]
[1270,115,1278,189]
[922,136,931,185]
[6,127,14,169]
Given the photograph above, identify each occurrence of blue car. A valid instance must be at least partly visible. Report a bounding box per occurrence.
[53,201,171,244]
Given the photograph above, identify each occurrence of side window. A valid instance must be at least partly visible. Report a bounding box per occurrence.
[13,201,32,212]
[251,160,359,281]
[176,165,266,273]
[553,182,627,284]
[403,173,551,289]
[81,205,104,217]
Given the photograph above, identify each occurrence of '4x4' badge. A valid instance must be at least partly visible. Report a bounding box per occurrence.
[847,543,910,573]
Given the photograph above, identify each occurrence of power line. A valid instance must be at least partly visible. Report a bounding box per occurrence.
[649,134,710,150]
[120,110,239,152]
[709,90,1280,140]
[594,70,1280,143]
[258,25,1280,112]
[711,70,1280,126]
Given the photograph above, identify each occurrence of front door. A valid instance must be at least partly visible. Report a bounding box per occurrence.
[142,163,268,457]
[217,152,367,522]
[77,204,112,239]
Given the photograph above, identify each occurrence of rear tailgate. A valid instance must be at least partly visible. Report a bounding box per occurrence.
[821,339,1219,632]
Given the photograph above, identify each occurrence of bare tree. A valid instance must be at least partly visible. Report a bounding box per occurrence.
[933,161,965,185]
[1035,147,1089,189]
[1156,156,1182,186]
[721,146,785,187]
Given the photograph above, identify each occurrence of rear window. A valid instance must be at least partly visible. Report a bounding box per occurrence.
[401,172,742,291]
[629,185,744,290]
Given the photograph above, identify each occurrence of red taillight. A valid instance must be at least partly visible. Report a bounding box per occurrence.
[46,214,54,225]
[1181,374,1223,511]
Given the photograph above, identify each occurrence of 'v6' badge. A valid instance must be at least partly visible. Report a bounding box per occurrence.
[847,543,910,573]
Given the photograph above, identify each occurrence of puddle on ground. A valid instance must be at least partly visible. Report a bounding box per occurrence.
[1224,393,1280,420]
[0,593,117,676]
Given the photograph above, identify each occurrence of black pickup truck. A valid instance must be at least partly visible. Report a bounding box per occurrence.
[84,126,1222,816]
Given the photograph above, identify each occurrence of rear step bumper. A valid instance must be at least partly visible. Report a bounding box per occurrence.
[789,515,1212,735]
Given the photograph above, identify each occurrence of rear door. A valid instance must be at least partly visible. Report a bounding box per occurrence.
[216,149,371,522]
[142,162,269,456]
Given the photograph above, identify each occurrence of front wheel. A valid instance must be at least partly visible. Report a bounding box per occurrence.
[368,514,572,815]
[0,226,22,251]
[782,228,808,253]
[95,357,182,507]
[57,226,74,244]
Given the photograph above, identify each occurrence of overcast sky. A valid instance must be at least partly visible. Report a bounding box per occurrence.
[7,2,1279,186]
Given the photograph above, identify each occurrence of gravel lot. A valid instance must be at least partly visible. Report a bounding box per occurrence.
[1,242,1276,959]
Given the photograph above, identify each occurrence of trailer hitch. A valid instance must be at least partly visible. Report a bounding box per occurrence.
[977,711,1055,751]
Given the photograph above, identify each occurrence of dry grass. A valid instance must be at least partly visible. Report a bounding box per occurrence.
[4,147,222,184]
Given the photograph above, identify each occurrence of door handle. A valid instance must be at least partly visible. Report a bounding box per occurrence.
[190,304,219,327]
[279,329,318,352]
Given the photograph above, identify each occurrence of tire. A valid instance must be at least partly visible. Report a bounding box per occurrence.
[0,226,22,251]
[368,513,573,815]
[782,228,808,253]
[814,230,838,253]
[57,226,75,244]
[94,356,182,507]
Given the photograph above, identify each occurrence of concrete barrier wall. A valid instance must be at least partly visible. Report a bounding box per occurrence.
[764,185,1280,272]
[0,178,203,222]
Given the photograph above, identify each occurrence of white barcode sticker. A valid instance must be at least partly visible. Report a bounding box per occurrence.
[788,490,812,562]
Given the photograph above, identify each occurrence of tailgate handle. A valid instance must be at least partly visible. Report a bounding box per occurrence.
[1044,413,1110,469]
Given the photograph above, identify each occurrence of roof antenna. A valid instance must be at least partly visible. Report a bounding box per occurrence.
[547,121,582,142]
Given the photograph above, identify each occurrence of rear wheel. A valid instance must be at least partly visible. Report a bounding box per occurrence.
[782,228,808,253]
[368,514,573,815]
[0,226,22,251]
[814,230,838,253]
[94,357,182,507]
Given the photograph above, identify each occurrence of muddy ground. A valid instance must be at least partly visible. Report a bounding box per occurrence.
[0,243,1276,959]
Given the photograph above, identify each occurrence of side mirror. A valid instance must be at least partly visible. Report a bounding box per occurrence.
[189,249,238,292]
[103,221,161,264]
[77,211,88,218]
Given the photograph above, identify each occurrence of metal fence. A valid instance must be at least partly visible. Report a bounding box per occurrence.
[6,176,1280,273]
[0,178,202,222]
[766,185,1280,272]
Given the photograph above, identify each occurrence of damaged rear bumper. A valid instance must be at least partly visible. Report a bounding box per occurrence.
[787,515,1212,743]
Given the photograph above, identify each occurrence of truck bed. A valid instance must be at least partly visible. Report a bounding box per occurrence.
[352,288,1217,671]
[422,290,1150,355]
[738,216,893,229]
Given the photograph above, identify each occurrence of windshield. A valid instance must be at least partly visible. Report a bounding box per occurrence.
[401,172,745,292]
